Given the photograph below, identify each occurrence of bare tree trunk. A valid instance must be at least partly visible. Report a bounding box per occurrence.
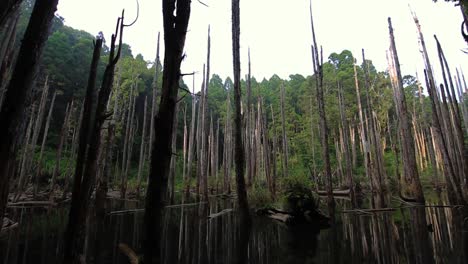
[0,0,59,227]
[310,0,334,217]
[168,100,180,204]
[186,77,197,199]
[388,17,433,264]
[270,105,278,199]
[279,83,288,178]
[0,11,20,102]
[182,105,188,194]
[246,49,252,186]
[223,93,232,194]
[148,32,161,162]
[15,103,36,201]
[338,82,356,207]
[136,96,148,197]
[144,1,191,262]
[50,101,72,198]
[0,0,22,27]
[232,0,250,222]
[309,96,318,189]
[200,28,211,201]
[35,90,57,195]
[122,88,137,199]
[388,18,425,202]
[64,14,124,261]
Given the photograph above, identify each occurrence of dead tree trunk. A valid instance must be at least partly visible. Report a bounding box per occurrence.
[136,96,148,197]
[35,90,56,195]
[388,17,433,264]
[185,77,197,199]
[168,100,180,204]
[144,0,191,262]
[223,93,232,193]
[50,101,72,197]
[64,13,124,261]
[232,0,250,223]
[148,32,161,162]
[338,82,356,208]
[0,0,22,26]
[0,11,20,104]
[0,0,59,228]
[310,0,334,217]
[246,48,252,186]
[280,83,288,178]
[388,17,425,203]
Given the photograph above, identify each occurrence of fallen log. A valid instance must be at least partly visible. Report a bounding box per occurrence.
[207,209,233,219]
[342,208,396,214]
[257,207,330,228]
[315,189,350,196]
[7,201,57,207]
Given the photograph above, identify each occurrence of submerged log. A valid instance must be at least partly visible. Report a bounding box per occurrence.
[257,207,330,228]
[207,208,233,219]
[316,189,350,196]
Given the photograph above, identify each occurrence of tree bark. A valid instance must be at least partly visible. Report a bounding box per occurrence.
[0,0,59,229]
[232,0,251,223]
[144,0,191,262]
[0,0,22,27]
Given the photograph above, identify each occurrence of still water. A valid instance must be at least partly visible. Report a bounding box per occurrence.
[0,197,466,263]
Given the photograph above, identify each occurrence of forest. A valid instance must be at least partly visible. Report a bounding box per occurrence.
[0,0,467,263]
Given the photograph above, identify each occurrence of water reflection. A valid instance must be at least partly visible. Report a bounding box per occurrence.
[0,197,466,263]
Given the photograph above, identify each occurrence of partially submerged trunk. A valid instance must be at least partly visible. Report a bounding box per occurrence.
[144,0,191,262]
[232,0,251,223]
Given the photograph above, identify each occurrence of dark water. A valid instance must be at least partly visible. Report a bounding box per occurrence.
[0,197,466,263]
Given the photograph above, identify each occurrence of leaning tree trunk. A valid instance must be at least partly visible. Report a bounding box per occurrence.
[231,0,250,223]
[144,0,191,262]
[388,17,433,264]
[309,0,334,218]
[0,0,59,230]
[0,0,22,27]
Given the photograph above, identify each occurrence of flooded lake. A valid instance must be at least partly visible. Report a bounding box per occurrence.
[0,196,466,263]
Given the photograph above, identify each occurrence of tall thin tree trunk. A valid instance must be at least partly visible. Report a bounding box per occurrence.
[338,82,356,207]
[35,90,56,195]
[137,96,148,197]
[168,101,180,204]
[148,32,161,162]
[310,0,334,217]
[50,101,72,198]
[246,48,252,186]
[186,77,197,199]
[232,0,250,223]
[0,0,59,227]
[280,83,288,178]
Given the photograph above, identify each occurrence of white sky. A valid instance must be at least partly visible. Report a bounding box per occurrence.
[56,0,467,91]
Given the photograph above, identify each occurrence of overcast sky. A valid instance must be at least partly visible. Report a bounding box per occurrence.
[56,0,467,91]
